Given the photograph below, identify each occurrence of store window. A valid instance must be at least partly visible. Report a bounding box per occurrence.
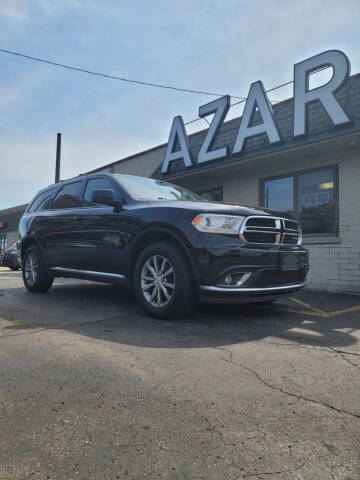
[261,166,337,235]
[0,234,8,256]
[196,187,223,202]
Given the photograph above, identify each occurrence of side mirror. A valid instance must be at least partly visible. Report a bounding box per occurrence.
[91,189,123,211]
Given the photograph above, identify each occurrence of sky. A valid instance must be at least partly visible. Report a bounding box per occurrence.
[0,0,359,209]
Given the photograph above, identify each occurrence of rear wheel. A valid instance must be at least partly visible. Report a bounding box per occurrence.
[22,245,54,293]
[134,241,197,319]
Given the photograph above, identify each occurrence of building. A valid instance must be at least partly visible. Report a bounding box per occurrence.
[0,204,27,257]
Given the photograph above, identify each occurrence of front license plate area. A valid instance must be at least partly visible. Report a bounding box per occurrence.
[281,253,300,271]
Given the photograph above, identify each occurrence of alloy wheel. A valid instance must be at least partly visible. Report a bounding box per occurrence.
[141,255,175,307]
[24,252,39,286]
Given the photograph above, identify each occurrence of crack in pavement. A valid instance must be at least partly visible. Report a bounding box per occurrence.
[265,339,360,359]
[278,334,360,370]
[216,347,360,421]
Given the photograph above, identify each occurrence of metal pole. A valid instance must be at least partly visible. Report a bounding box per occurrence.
[55,132,61,183]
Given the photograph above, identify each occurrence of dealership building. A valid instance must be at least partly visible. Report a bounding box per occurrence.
[1,51,360,294]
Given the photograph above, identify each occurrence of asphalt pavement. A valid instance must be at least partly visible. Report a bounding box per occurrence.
[0,266,359,480]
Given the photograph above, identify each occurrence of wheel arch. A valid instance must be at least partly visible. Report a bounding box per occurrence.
[20,236,43,262]
[128,227,199,288]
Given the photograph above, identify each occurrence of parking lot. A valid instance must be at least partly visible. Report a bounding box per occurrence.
[0,266,359,480]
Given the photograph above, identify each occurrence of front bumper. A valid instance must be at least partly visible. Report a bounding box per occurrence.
[199,281,307,303]
[190,240,309,304]
[201,281,307,293]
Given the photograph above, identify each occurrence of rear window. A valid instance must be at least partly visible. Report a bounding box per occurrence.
[28,189,56,213]
[52,181,83,209]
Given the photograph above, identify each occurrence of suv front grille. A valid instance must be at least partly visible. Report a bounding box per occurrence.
[240,216,301,246]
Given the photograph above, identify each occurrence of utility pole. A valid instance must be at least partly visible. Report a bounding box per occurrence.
[55,132,61,183]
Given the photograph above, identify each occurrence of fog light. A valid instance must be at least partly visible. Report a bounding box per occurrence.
[218,272,252,287]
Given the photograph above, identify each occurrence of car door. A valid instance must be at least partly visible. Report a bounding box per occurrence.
[71,176,130,275]
[43,180,85,269]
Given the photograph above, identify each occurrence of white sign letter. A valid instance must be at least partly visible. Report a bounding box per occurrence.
[232,81,281,154]
[198,95,230,164]
[161,116,193,173]
[294,50,351,137]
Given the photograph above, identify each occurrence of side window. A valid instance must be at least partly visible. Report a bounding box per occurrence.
[52,182,82,210]
[28,189,56,213]
[83,178,115,207]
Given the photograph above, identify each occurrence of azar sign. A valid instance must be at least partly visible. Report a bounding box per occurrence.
[161,50,351,174]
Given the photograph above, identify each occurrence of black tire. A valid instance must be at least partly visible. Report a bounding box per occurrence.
[134,241,197,319]
[22,245,54,293]
[10,266,19,271]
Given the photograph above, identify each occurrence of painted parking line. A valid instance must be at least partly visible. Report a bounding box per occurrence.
[259,304,328,317]
[258,297,360,318]
[289,297,327,315]
[326,304,360,317]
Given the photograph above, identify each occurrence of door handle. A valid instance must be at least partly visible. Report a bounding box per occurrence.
[37,217,48,223]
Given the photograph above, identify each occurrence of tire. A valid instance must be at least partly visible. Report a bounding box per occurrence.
[10,266,19,271]
[134,241,197,319]
[22,245,54,293]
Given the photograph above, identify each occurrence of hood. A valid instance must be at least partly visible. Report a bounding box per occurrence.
[145,200,295,219]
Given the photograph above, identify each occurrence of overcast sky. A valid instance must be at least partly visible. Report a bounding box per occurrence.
[0,0,359,209]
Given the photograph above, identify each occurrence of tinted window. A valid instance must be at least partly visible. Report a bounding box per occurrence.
[264,177,294,215]
[298,169,335,235]
[28,189,56,213]
[83,178,115,207]
[114,175,202,201]
[262,167,337,235]
[52,182,82,209]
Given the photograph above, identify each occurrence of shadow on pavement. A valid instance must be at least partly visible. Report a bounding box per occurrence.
[1,276,359,351]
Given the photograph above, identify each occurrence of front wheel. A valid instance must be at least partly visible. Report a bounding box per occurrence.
[134,241,197,319]
[22,245,54,293]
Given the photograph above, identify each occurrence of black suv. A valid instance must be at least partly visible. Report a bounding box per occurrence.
[19,173,309,318]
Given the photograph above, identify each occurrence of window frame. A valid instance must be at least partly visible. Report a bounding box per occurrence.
[259,164,339,237]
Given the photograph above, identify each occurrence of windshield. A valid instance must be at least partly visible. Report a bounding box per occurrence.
[113,175,203,202]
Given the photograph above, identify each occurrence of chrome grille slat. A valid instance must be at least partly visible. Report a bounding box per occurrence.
[239,216,301,246]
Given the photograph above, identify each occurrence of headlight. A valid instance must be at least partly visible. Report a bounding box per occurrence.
[192,214,245,235]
